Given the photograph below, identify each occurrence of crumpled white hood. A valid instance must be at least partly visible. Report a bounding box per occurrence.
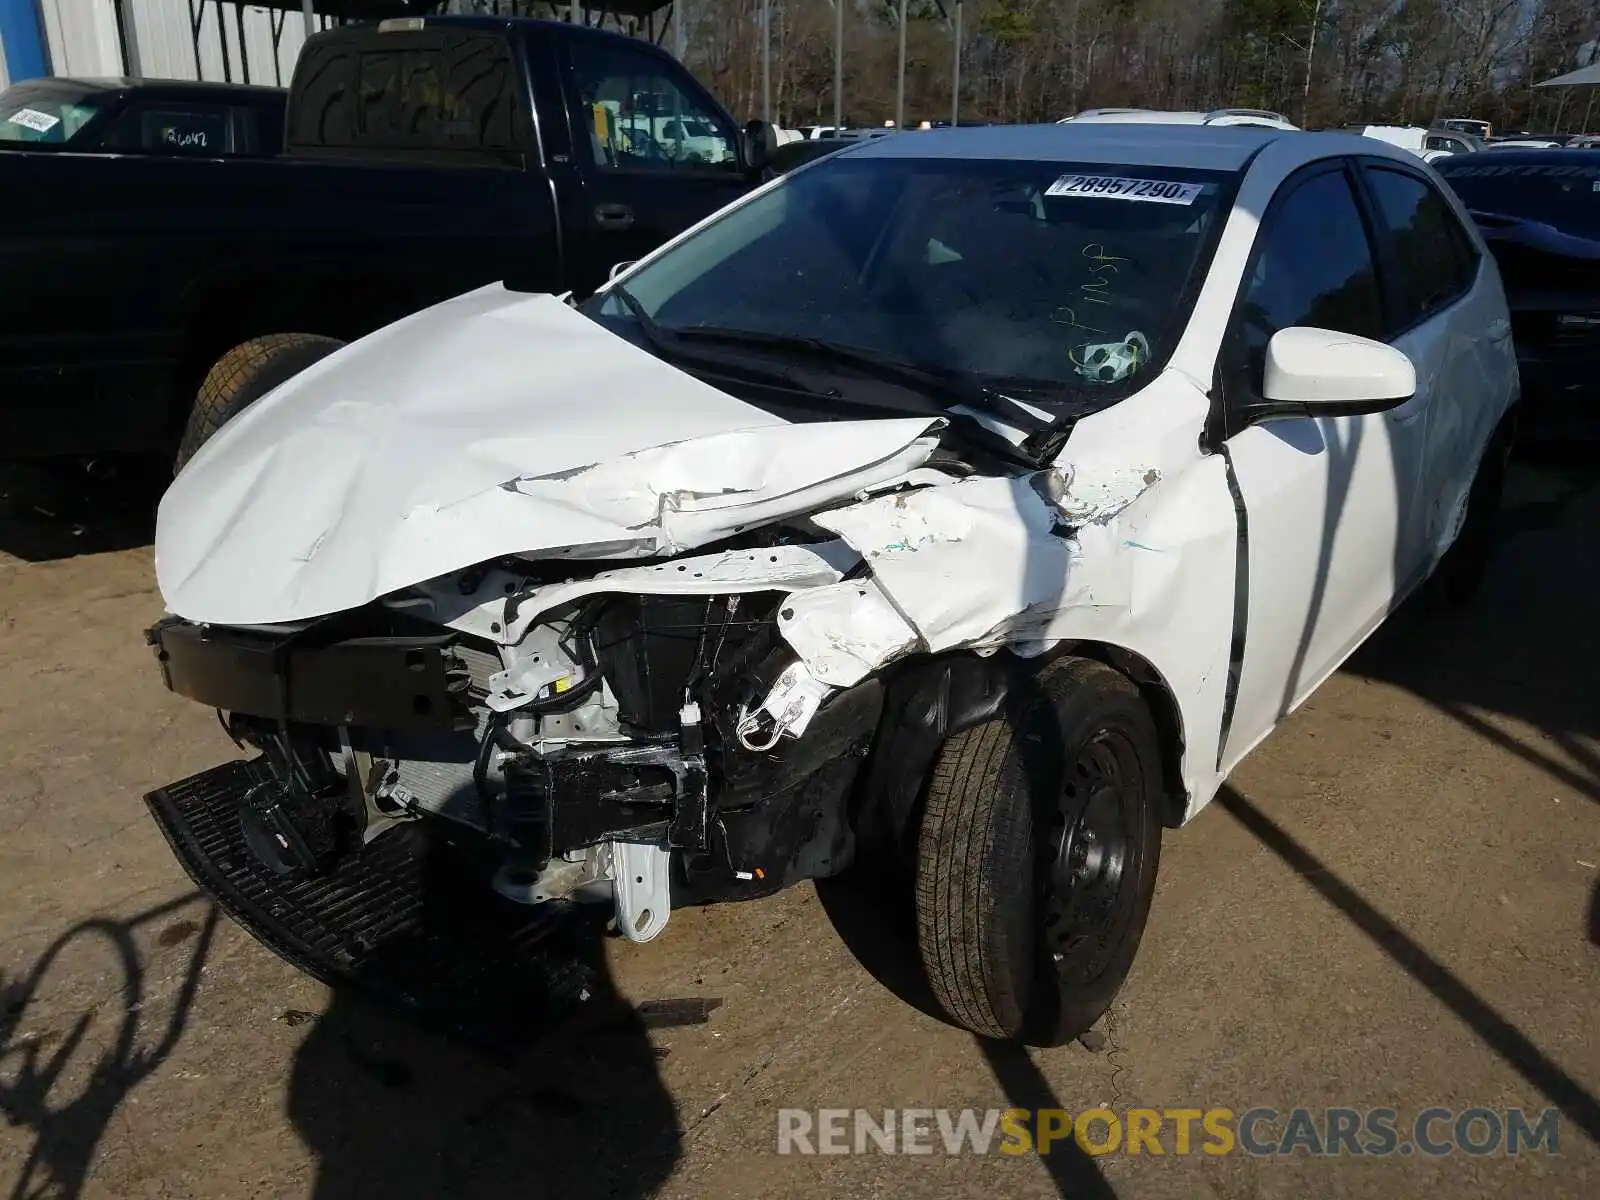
[156,286,943,625]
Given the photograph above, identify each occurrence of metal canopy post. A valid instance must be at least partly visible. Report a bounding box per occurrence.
[951,0,961,127]
[760,0,770,124]
[832,0,842,132]
[895,0,907,129]
[301,0,315,38]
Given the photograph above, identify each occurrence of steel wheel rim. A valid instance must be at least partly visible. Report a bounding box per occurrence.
[1043,728,1135,972]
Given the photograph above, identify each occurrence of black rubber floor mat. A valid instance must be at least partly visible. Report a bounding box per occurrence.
[145,759,601,1051]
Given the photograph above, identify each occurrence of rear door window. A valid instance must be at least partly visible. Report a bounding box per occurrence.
[1361,165,1480,332]
[104,104,229,154]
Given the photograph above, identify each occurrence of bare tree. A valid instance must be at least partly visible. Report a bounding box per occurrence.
[667,0,1599,131]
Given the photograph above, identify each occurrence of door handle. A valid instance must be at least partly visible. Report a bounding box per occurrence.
[594,203,635,230]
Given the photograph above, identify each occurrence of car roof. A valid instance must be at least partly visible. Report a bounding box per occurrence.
[9,76,285,97]
[840,122,1303,171]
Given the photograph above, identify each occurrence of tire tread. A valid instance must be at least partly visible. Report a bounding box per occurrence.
[175,333,342,473]
[914,657,1156,1043]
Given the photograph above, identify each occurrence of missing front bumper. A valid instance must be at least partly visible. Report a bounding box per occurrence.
[143,759,595,1047]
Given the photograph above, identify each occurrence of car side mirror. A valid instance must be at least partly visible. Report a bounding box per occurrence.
[1242,327,1416,424]
[743,119,778,177]
[608,260,636,282]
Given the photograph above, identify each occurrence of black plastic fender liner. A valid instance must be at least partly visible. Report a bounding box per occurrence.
[144,759,598,1050]
[859,651,1040,849]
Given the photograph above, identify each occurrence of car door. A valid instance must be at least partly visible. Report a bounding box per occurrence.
[1216,161,1431,768]
[1355,158,1502,570]
[560,33,750,295]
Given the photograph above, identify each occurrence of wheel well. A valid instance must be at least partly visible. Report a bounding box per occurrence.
[861,641,1192,846]
[172,273,419,434]
[1050,642,1190,829]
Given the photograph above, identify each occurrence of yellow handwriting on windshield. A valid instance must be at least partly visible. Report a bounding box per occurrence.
[1079,243,1127,308]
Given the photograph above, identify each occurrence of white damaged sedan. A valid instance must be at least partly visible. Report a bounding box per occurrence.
[146,123,1518,1044]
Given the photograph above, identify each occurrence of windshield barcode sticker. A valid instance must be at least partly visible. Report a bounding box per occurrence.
[7,108,60,133]
[1046,175,1204,205]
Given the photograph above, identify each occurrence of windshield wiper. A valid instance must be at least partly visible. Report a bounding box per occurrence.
[601,305,1049,468]
[674,326,1064,434]
[675,326,978,400]
[677,326,1070,468]
[607,282,675,355]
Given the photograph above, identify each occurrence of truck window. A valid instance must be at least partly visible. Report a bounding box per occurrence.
[104,105,230,155]
[0,85,111,146]
[568,39,738,173]
[289,30,520,163]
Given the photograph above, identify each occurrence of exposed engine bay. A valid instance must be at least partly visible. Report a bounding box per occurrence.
[148,527,912,943]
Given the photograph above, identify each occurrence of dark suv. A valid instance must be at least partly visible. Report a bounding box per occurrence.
[1437,149,1600,439]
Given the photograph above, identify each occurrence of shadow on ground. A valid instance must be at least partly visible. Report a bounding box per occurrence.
[0,893,219,1200]
[0,459,166,563]
[0,885,685,1200]
[1319,453,1600,1140]
[1348,455,1600,935]
[1216,784,1600,1143]
[285,938,683,1200]
[221,825,685,1200]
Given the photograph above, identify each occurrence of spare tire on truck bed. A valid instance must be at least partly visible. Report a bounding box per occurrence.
[174,333,344,474]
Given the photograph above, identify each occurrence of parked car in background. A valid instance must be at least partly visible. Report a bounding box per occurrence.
[1355,125,1479,160]
[144,122,1516,1050]
[1491,130,1573,145]
[1436,149,1600,440]
[1061,107,1299,130]
[1489,138,1565,150]
[0,77,285,157]
[1436,117,1492,140]
[0,16,773,470]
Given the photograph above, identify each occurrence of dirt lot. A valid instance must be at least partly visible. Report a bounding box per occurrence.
[1,457,1597,1200]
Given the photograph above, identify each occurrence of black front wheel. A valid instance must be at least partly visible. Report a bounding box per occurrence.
[913,656,1164,1045]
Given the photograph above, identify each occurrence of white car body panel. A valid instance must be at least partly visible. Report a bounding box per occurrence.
[154,125,1518,824]
[156,288,944,626]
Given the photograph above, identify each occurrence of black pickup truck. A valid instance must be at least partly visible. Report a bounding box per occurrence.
[0,15,771,466]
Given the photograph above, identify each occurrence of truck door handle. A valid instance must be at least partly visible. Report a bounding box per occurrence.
[594,203,635,230]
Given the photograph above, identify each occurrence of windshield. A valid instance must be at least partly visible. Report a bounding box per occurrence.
[0,85,112,146]
[583,155,1237,396]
